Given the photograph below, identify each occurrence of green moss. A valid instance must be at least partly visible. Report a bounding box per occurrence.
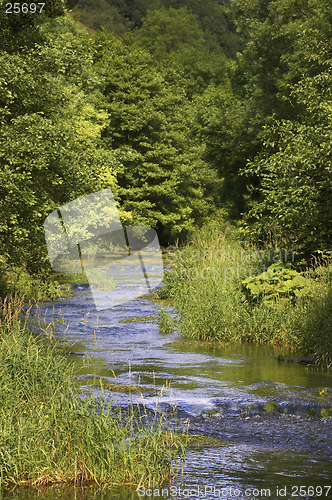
[181,434,227,448]
[263,400,279,412]
[120,316,157,323]
[52,272,88,284]
[54,282,74,298]
[166,341,227,348]
[318,388,328,398]
[320,408,332,418]
[139,294,174,304]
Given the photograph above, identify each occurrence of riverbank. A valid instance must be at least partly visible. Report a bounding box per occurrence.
[158,222,332,369]
[6,286,332,500]
[0,296,186,492]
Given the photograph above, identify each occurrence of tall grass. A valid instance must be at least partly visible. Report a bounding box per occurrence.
[159,222,332,367]
[0,296,187,491]
[0,255,60,301]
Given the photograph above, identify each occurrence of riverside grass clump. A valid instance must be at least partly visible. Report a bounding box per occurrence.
[0,255,61,301]
[158,222,332,368]
[0,296,187,492]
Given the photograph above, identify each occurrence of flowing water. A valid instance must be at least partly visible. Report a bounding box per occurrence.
[5,278,332,500]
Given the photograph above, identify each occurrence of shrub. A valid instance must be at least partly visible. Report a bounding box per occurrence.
[161,221,332,365]
[241,262,316,307]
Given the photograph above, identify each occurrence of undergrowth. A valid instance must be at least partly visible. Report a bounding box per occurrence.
[0,255,59,301]
[157,221,332,368]
[0,296,187,493]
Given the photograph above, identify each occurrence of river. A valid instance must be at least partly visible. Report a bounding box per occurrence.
[5,278,332,500]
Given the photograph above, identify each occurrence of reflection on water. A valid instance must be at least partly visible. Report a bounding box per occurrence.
[2,485,137,500]
[8,284,332,500]
[3,445,332,500]
[176,444,332,499]
[28,284,332,416]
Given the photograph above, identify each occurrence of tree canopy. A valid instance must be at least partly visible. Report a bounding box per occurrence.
[0,16,120,273]
[95,31,221,242]
[0,0,331,283]
[193,0,332,255]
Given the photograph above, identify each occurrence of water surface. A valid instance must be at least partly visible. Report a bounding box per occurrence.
[9,281,332,500]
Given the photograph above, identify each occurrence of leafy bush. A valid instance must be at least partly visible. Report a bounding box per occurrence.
[241,262,316,307]
[0,255,59,301]
[161,221,332,365]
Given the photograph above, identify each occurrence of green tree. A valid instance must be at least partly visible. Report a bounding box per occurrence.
[70,0,129,34]
[195,0,332,234]
[122,0,162,26]
[129,7,231,97]
[241,67,332,256]
[192,83,260,218]
[0,18,121,275]
[95,32,221,243]
[0,0,76,53]
[158,0,242,58]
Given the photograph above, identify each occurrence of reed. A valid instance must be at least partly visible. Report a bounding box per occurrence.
[0,296,187,491]
[158,222,332,368]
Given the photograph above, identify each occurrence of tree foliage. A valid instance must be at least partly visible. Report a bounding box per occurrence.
[128,7,231,97]
[1,0,331,283]
[70,0,241,57]
[95,32,221,243]
[0,0,78,52]
[0,18,120,274]
[236,0,332,254]
[241,67,332,255]
[195,0,332,254]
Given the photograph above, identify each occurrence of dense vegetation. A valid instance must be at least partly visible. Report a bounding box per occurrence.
[1,0,331,286]
[0,0,332,491]
[158,221,332,367]
[0,0,229,291]
[0,0,331,338]
[0,296,186,488]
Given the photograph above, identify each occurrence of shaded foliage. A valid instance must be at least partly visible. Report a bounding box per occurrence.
[95,32,221,243]
[194,0,332,254]
[0,18,119,275]
[70,0,241,57]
